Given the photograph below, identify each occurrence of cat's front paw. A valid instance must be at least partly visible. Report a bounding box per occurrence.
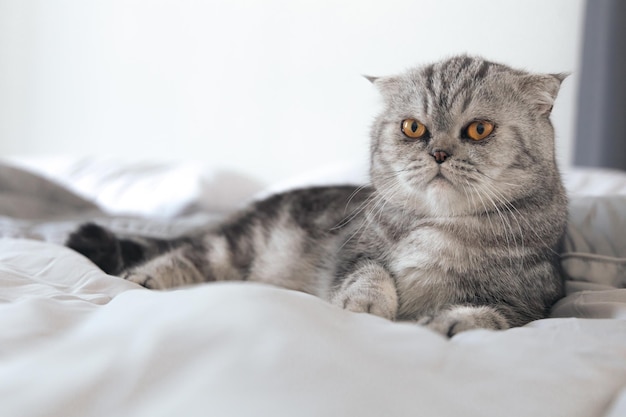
[419,305,509,337]
[331,262,398,320]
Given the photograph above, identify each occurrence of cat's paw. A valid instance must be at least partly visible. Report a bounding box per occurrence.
[419,305,509,337]
[332,263,398,320]
[122,248,205,290]
[122,270,165,290]
[66,223,123,275]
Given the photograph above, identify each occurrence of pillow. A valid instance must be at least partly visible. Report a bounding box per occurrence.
[564,168,626,196]
[3,156,264,218]
[562,195,626,289]
[0,163,99,219]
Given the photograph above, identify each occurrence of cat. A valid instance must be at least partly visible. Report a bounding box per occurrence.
[67,55,568,337]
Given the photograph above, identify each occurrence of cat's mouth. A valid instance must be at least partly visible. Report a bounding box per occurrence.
[428,170,453,186]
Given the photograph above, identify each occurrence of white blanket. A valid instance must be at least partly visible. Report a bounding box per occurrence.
[1,158,626,417]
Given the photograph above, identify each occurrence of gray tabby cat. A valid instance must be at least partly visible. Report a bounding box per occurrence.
[67,55,568,337]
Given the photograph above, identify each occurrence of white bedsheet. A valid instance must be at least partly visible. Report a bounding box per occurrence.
[1,159,626,417]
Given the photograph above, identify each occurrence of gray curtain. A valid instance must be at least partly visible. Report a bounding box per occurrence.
[574,0,626,171]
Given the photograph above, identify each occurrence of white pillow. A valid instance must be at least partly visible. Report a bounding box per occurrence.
[564,168,626,196]
[3,156,264,218]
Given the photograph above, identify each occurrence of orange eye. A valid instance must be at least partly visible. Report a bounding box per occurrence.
[401,119,427,139]
[465,120,494,141]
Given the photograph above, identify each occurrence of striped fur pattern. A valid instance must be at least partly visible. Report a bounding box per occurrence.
[67,56,568,337]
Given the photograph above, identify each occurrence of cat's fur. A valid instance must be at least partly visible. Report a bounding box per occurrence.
[67,55,568,337]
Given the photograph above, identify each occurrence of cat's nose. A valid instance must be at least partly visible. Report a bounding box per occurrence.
[431,150,450,164]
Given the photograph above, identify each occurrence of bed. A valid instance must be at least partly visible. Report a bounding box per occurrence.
[1,156,625,417]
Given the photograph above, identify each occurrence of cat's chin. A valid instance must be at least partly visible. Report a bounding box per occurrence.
[399,181,472,218]
[422,186,470,217]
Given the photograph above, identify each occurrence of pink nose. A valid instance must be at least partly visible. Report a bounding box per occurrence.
[431,150,450,164]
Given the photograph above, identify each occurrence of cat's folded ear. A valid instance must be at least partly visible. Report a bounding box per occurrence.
[364,75,402,101]
[523,72,569,116]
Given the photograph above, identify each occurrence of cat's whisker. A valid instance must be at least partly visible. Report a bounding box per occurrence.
[467,180,517,264]
[338,185,392,249]
[363,182,400,229]
[470,181,519,270]
[343,183,372,213]
[333,175,397,230]
[333,169,406,231]
[477,181,526,272]
[347,178,405,247]
[475,170,526,188]
[468,181,520,271]
[459,178,478,217]
[479,180,560,257]
[466,181,498,240]
[480,174,563,276]
[332,191,377,231]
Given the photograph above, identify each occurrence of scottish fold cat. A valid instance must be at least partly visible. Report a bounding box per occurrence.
[68,55,568,336]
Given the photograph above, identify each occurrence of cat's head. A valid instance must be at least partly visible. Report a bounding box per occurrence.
[368,55,567,217]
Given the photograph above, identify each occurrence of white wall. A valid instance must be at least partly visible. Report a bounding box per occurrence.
[0,0,585,184]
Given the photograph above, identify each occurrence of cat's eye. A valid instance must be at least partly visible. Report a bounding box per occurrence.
[464,120,495,141]
[401,119,428,139]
